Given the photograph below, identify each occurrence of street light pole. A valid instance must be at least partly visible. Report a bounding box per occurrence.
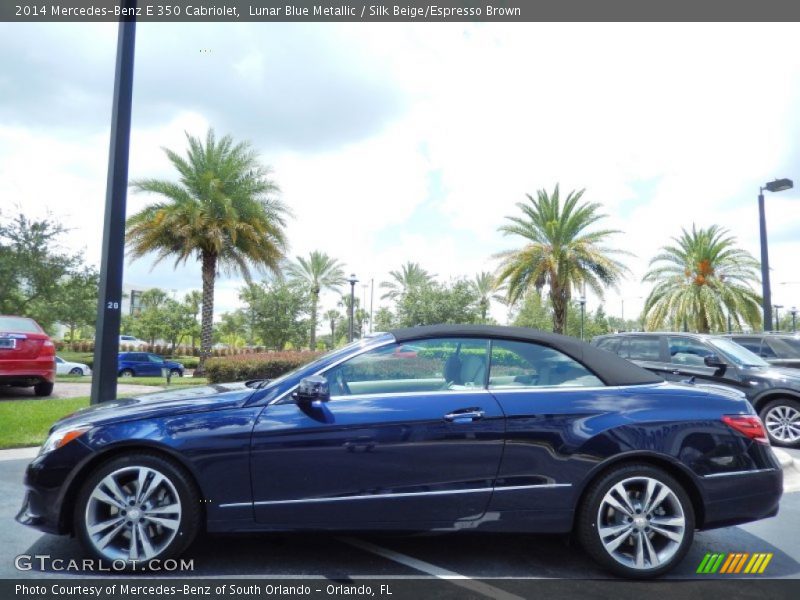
[579,296,586,341]
[774,305,783,332]
[369,278,374,333]
[91,2,137,405]
[791,307,798,333]
[759,178,794,332]
[347,274,358,342]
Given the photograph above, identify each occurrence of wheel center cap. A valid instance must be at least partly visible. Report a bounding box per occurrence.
[634,516,647,529]
[128,508,141,520]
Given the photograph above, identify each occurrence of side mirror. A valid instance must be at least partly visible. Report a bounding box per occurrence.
[292,376,330,404]
[704,354,727,370]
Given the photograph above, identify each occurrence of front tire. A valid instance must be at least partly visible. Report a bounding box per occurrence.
[69,367,83,376]
[760,398,800,448]
[170,369,183,378]
[119,369,134,378]
[34,381,54,397]
[577,464,694,578]
[74,453,201,569]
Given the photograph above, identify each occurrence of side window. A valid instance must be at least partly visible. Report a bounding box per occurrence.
[761,340,782,358]
[625,336,662,361]
[323,338,489,397]
[488,340,603,388]
[148,354,164,363]
[735,338,763,355]
[669,337,712,366]
[594,338,619,353]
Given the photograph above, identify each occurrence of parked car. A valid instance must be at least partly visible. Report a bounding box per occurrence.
[55,356,91,376]
[118,352,184,378]
[592,331,800,448]
[0,315,56,397]
[725,333,800,370]
[119,335,148,349]
[17,325,782,578]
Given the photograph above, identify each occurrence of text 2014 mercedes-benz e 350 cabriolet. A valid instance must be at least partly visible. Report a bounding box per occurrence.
[17,325,782,578]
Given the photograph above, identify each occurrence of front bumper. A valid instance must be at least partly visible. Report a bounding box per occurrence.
[15,440,94,535]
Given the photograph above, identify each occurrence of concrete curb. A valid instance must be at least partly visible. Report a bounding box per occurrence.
[0,446,39,461]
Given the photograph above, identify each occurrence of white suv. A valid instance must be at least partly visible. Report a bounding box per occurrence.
[118,335,148,349]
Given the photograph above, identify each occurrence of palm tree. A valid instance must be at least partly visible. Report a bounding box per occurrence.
[184,290,202,351]
[126,129,289,373]
[642,224,762,332]
[495,185,628,334]
[285,251,346,349]
[380,262,434,300]
[471,272,506,322]
[323,309,341,346]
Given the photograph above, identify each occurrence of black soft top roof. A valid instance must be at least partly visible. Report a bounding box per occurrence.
[390,324,663,387]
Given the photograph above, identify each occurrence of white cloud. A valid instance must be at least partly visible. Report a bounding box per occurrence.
[2,22,800,330]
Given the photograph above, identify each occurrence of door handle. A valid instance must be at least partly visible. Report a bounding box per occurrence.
[671,370,681,375]
[444,409,485,423]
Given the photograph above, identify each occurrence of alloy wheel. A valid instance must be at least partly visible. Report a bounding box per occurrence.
[764,405,800,444]
[596,476,686,571]
[84,466,182,562]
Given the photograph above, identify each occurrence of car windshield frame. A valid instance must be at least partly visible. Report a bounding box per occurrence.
[709,338,770,367]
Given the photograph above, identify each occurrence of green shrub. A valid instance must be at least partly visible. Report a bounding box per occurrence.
[206,351,322,383]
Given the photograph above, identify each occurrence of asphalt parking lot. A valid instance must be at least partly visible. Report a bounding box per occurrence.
[1,449,799,585]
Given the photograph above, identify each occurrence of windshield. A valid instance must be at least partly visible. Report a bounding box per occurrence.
[0,316,42,333]
[250,336,391,390]
[709,338,770,367]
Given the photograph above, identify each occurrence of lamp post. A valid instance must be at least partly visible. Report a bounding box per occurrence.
[774,305,783,332]
[347,274,358,342]
[579,295,586,341]
[759,178,793,332]
[369,278,374,333]
[791,307,798,333]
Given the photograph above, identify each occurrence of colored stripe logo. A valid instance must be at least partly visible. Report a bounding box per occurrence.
[696,552,773,574]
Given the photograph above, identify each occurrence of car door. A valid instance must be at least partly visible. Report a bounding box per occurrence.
[617,335,672,378]
[145,353,165,376]
[666,336,750,391]
[249,337,506,527]
[485,339,614,518]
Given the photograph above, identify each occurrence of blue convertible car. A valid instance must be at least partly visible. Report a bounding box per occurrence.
[17,325,782,578]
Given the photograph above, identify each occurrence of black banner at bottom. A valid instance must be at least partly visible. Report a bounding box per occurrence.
[3,578,800,600]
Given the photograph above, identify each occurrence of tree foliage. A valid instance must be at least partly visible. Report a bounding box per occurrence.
[239,280,311,350]
[496,185,628,334]
[642,225,761,333]
[126,129,290,372]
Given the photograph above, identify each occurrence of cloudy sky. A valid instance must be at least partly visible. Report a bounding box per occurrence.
[2,22,800,327]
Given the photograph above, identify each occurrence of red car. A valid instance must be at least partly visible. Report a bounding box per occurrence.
[0,316,56,397]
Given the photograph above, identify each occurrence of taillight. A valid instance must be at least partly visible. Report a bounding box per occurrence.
[722,415,769,445]
[40,339,55,357]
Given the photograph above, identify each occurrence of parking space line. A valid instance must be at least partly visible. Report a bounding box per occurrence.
[340,537,526,600]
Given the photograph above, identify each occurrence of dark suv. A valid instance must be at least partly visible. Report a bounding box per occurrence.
[117,352,184,378]
[592,332,800,448]
[726,333,800,370]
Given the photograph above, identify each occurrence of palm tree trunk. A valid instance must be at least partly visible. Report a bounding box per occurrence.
[550,286,569,334]
[197,251,217,375]
[310,289,319,350]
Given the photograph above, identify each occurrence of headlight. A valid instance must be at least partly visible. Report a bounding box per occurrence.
[39,425,92,456]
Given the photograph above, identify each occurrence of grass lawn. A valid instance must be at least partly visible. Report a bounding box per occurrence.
[0,397,90,449]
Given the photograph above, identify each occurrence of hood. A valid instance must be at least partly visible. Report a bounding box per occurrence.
[743,364,800,386]
[53,382,255,430]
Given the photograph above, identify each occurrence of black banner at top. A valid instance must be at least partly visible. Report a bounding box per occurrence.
[3,0,800,22]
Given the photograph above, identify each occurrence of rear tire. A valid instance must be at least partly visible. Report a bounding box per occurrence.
[34,382,54,397]
[73,453,201,570]
[69,367,83,376]
[577,464,694,579]
[760,398,800,448]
